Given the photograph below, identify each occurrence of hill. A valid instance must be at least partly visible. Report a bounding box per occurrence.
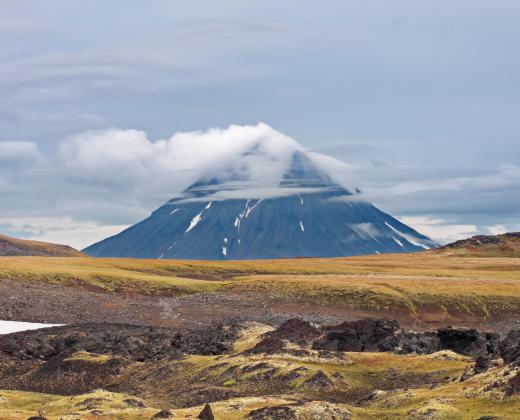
[84,149,436,259]
[437,232,520,257]
[0,233,84,257]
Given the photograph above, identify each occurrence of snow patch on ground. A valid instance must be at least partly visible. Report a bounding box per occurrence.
[393,236,404,247]
[185,212,203,232]
[170,208,179,215]
[245,199,262,218]
[0,321,62,335]
[299,221,305,232]
[222,246,227,256]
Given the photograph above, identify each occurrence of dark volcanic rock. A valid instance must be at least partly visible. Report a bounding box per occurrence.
[313,318,399,352]
[152,410,173,419]
[498,329,520,364]
[0,322,238,362]
[246,319,320,355]
[198,403,215,419]
[27,417,48,420]
[394,327,498,357]
[474,354,492,374]
[505,371,520,396]
[123,398,145,408]
[269,318,321,346]
[437,327,498,356]
[302,370,334,388]
[247,405,297,419]
[392,331,441,354]
[246,336,286,355]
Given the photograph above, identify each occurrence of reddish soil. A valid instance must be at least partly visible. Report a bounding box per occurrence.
[1,277,518,333]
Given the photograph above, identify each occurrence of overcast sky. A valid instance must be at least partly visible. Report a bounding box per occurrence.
[1,0,519,249]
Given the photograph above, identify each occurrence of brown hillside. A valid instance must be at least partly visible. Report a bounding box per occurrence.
[435,232,520,257]
[0,233,84,257]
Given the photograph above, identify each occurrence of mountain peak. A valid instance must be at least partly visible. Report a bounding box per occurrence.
[83,124,437,260]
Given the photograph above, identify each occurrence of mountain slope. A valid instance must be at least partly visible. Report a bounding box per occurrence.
[85,150,437,260]
[0,234,84,257]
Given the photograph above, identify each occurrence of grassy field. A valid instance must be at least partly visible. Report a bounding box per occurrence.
[0,252,519,325]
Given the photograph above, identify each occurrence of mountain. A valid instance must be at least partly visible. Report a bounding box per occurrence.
[0,234,84,257]
[436,232,520,257]
[84,146,437,260]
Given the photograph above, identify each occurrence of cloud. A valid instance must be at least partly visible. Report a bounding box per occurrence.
[0,123,347,248]
[398,216,477,245]
[0,141,45,166]
[59,123,308,195]
[486,224,507,235]
[0,216,128,250]
[0,123,518,249]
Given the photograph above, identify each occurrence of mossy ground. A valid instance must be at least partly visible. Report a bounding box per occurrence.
[2,324,520,419]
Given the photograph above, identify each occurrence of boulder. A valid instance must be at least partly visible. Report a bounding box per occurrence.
[152,410,172,419]
[247,405,297,419]
[474,354,491,374]
[198,403,215,420]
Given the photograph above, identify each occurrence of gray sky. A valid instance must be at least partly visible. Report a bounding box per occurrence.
[1,0,519,248]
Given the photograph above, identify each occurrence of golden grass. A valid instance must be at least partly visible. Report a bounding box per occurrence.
[0,389,161,419]
[0,253,519,319]
[63,351,117,364]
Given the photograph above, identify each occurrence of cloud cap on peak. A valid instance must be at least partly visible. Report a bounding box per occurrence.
[58,122,349,200]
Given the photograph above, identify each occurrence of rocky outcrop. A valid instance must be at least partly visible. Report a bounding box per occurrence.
[246,318,508,363]
[313,318,399,352]
[0,322,238,362]
[247,405,297,419]
[246,319,320,355]
[391,327,498,357]
[498,330,520,364]
[392,331,441,354]
[436,327,498,356]
[302,370,334,388]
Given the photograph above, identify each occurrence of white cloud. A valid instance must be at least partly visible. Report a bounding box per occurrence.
[0,216,128,250]
[486,224,507,235]
[59,123,315,196]
[398,216,477,245]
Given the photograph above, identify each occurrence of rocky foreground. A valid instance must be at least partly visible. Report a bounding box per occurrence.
[2,318,520,419]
